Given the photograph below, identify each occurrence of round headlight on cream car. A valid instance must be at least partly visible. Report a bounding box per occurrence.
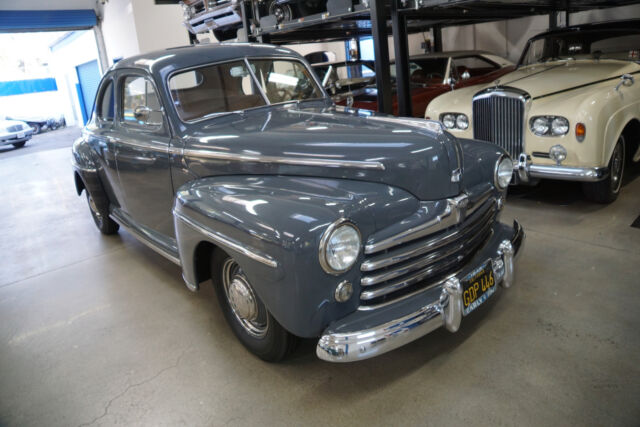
[495,156,514,190]
[442,114,456,129]
[456,114,469,130]
[551,117,569,135]
[531,117,550,136]
[319,221,361,274]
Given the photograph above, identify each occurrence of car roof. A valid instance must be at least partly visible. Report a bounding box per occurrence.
[529,19,640,40]
[410,50,496,60]
[111,42,302,78]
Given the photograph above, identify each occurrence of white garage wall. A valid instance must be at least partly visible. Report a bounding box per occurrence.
[49,30,100,126]
[101,0,141,64]
[100,0,189,65]
[442,4,640,63]
[130,0,190,54]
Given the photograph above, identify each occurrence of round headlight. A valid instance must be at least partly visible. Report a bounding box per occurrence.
[531,117,550,135]
[495,156,514,190]
[551,117,569,135]
[456,114,469,130]
[442,114,456,129]
[320,222,361,274]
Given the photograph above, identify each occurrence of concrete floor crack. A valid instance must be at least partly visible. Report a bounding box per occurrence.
[77,350,185,427]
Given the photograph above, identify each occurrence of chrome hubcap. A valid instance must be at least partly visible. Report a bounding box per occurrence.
[88,195,102,219]
[610,139,624,193]
[222,258,269,338]
[227,277,258,321]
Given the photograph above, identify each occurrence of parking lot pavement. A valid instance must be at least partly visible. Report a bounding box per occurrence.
[0,126,81,159]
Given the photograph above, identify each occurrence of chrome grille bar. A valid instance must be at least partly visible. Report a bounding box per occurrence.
[472,90,526,158]
[359,194,497,308]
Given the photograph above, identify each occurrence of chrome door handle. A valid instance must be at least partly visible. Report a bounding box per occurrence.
[616,74,634,91]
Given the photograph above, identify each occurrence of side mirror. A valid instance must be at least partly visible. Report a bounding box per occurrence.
[133,105,162,127]
[133,105,151,123]
[461,71,471,80]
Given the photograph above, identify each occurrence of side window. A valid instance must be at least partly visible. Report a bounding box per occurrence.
[97,79,115,122]
[121,75,164,128]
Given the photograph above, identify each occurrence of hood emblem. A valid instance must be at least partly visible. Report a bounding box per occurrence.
[494,79,501,88]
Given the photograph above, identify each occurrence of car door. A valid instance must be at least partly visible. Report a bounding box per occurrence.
[113,70,176,238]
[85,74,125,207]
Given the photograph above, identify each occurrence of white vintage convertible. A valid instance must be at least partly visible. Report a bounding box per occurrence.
[426,20,640,203]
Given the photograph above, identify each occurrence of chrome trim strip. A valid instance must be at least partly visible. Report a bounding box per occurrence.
[316,221,525,362]
[110,209,181,265]
[173,210,278,268]
[71,158,97,173]
[182,148,386,170]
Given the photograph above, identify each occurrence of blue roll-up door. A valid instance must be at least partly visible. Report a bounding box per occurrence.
[76,60,100,124]
[0,10,96,32]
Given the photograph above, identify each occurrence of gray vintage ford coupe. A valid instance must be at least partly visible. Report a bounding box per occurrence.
[72,43,524,362]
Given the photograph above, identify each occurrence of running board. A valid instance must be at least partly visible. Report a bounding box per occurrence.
[110,207,181,266]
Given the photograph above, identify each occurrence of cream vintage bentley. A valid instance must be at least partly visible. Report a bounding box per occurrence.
[426,20,640,203]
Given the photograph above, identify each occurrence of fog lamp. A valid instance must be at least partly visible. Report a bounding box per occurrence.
[549,145,567,164]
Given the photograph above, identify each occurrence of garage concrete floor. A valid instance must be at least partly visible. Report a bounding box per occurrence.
[1,128,639,426]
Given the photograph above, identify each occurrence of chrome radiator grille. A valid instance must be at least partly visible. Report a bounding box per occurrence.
[472,92,525,158]
[359,195,497,310]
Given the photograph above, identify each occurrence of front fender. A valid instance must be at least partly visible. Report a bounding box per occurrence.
[172,175,419,338]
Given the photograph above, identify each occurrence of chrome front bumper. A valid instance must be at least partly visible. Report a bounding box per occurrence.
[515,153,608,183]
[316,220,525,362]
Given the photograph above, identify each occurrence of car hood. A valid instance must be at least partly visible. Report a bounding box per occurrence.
[483,60,639,98]
[0,119,28,129]
[182,105,463,201]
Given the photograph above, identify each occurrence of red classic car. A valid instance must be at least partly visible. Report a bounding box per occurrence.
[340,51,515,118]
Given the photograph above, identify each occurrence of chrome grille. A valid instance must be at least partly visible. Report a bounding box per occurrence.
[7,125,22,132]
[472,92,525,158]
[359,195,497,310]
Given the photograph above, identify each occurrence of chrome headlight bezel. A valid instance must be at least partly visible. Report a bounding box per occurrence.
[494,155,514,190]
[529,116,569,137]
[440,113,468,130]
[319,219,361,275]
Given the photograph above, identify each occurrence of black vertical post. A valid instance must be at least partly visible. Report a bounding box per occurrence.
[370,0,392,114]
[564,0,570,27]
[240,0,251,42]
[549,11,558,29]
[391,0,411,117]
[433,24,443,52]
[188,31,198,45]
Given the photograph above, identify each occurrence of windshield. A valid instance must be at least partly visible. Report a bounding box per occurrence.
[313,62,375,87]
[168,58,324,122]
[390,58,449,85]
[519,29,640,66]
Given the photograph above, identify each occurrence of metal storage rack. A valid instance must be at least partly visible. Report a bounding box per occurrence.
[170,0,640,116]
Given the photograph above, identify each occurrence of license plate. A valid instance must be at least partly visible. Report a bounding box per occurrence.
[462,261,496,316]
[17,132,25,138]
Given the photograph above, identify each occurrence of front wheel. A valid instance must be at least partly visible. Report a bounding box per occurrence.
[12,141,26,148]
[31,124,41,134]
[212,251,296,362]
[583,136,625,204]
